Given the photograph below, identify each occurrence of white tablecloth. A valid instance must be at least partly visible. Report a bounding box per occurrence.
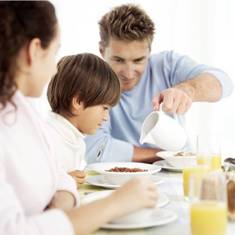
[92,171,235,235]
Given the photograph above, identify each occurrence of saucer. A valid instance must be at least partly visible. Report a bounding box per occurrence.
[82,190,169,209]
[102,208,178,229]
[86,175,164,189]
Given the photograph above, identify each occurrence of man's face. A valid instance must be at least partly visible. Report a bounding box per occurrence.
[100,38,150,92]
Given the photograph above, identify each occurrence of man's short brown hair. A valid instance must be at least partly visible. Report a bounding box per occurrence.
[99,4,155,48]
[47,53,120,116]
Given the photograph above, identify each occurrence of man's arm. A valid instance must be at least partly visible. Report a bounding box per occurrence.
[85,126,134,163]
[153,51,233,114]
[85,129,162,164]
[153,73,223,114]
[132,146,162,163]
[176,73,222,102]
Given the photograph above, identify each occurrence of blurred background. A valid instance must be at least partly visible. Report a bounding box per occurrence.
[39,0,235,155]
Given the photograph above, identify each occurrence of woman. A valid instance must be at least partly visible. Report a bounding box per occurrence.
[0,2,157,235]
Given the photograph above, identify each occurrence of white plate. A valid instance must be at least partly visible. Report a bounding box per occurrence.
[86,162,161,174]
[156,151,196,169]
[156,151,195,158]
[102,208,178,229]
[82,190,169,209]
[154,160,183,172]
[86,175,164,189]
[157,151,179,158]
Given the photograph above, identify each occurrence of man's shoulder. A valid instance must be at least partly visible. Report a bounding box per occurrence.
[149,50,176,62]
[147,51,176,71]
[148,51,191,70]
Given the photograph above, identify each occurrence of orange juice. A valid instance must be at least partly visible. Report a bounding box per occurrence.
[183,166,208,197]
[197,155,221,170]
[197,155,208,165]
[191,201,227,235]
[211,155,221,170]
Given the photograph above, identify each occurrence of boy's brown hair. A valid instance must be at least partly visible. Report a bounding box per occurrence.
[47,53,120,116]
[99,4,155,48]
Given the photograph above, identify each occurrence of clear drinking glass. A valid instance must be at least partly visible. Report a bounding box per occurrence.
[183,165,208,199]
[196,134,222,170]
[190,171,227,235]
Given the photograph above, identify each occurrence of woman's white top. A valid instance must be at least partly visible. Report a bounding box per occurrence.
[47,112,86,172]
[0,91,78,235]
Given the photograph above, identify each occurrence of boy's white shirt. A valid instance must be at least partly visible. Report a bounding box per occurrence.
[47,112,86,172]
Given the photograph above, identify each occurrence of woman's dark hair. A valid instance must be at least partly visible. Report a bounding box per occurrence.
[47,53,121,117]
[0,1,57,108]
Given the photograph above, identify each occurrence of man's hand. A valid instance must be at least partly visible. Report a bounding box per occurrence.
[69,170,86,186]
[153,87,193,114]
[46,190,76,211]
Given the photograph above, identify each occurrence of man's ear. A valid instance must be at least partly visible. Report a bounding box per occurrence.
[27,38,42,65]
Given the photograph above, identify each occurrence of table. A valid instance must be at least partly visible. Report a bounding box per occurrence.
[79,171,235,235]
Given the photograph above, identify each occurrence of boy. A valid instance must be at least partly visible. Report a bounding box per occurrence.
[47,53,120,185]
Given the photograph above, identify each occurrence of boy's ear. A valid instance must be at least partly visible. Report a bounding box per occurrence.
[71,97,84,115]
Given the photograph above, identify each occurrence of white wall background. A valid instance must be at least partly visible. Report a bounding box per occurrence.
[42,0,235,155]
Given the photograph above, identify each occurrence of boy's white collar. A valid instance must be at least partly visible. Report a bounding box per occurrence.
[48,111,85,140]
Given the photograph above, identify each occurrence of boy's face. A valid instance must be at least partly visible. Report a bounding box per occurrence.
[69,103,110,134]
[100,38,150,92]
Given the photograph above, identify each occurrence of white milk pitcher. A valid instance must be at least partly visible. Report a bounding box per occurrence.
[140,111,187,151]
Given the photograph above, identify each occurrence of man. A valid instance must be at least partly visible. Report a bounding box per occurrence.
[85,4,233,163]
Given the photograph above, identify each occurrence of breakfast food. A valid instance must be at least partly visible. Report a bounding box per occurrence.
[106,167,147,172]
[175,151,194,157]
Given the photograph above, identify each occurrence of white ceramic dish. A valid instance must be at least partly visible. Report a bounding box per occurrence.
[156,151,196,168]
[81,190,170,224]
[154,160,183,172]
[102,209,177,229]
[86,162,161,185]
[157,151,195,158]
[86,175,164,189]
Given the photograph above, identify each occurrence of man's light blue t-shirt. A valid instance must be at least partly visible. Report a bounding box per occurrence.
[85,51,233,163]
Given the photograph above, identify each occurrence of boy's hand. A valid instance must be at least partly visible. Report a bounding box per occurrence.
[69,170,86,186]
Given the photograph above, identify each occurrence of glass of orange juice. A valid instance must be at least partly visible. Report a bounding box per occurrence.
[183,166,208,198]
[196,134,222,170]
[190,172,227,235]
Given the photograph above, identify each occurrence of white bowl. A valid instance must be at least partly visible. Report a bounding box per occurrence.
[81,190,156,224]
[156,151,196,168]
[86,162,161,185]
